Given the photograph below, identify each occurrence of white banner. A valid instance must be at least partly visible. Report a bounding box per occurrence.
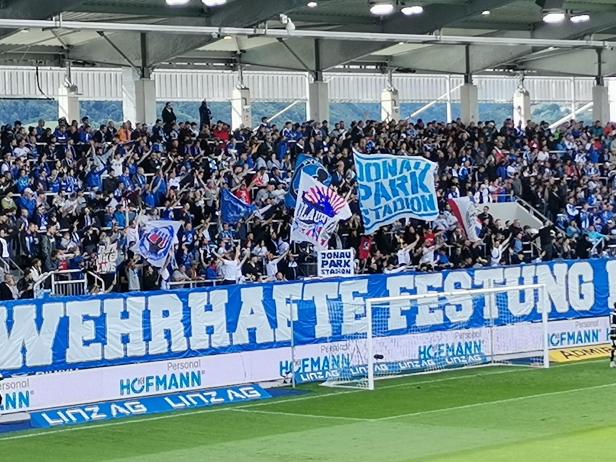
[1,317,608,415]
[96,243,118,274]
[317,249,355,277]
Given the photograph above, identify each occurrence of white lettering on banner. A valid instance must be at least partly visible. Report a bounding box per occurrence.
[1,260,615,375]
[0,303,62,369]
[66,300,103,363]
[443,271,473,323]
[103,297,147,360]
[385,275,414,331]
[272,283,303,343]
[148,294,187,355]
[415,273,444,327]
[190,290,230,349]
[304,282,339,338]
[503,266,535,317]
[536,263,568,313]
[568,262,594,312]
[233,287,274,345]
[339,279,369,335]
[473,268,504,319]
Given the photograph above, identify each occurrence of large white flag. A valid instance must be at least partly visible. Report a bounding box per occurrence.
[291,173,352,251]
[448,196,482,241]
[135,220,182,267]
[353,150,438,234]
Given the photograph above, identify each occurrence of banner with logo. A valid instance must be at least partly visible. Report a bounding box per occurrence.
[448,196,482,241]
[285,154,332,208]
[354,151,438,234]
[0,315,609,415]
[291,173,351,250]
[30,384,271,428]
[1,258,614,384]
[136,220,181,268]
[318,249,355,277]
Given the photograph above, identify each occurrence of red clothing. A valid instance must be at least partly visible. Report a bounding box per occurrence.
[358,236,374,260]
[213,127,230,142]
[235,188,251,204]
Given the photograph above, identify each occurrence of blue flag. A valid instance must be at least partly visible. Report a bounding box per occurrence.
[221,189,257,224]
[354,151,439,234]
[285,154,332,208]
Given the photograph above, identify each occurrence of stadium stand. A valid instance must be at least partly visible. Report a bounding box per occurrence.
[0,111,613,298]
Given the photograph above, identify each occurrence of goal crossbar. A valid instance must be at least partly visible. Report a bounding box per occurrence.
[366,283,547,306]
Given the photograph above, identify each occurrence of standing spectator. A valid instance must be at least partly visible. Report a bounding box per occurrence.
[126,258,141,292]
[162,102,176,128]
[199,99,212,130]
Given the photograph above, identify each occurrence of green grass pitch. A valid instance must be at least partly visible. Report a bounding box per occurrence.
[2,360,616,461]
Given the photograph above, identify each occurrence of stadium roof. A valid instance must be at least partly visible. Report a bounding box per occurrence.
[0,0,616,77]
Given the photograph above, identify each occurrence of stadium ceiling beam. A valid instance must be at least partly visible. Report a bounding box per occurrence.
[0,0,82,19]
[0,0,83,41]
[237,0,515,72]
[69,1,206,19]
[389,31,533,74]
[66,0,308,68]
[388,10,616,76]
[516,49,616,76]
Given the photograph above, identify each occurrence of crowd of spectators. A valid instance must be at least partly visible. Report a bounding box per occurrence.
[0,100,614,300]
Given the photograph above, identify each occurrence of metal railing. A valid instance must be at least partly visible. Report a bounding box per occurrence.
[0,256,23,279]
[167,278,222,289]
[33,269,106,298]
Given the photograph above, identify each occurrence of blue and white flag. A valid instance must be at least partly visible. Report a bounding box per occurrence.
[291,173,351,251]
[285,154,332,208]
[354,151,438,234]
[221,189,257,224]
[137,220,181,268]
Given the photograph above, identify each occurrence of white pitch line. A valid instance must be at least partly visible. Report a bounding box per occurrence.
[0,359,606,442]
[230,408,367,422]
[373,382,616,422]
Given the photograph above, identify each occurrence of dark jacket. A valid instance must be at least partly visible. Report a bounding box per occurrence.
[162,107,176,126]
[0,281,16,300]
[199,102,211,129]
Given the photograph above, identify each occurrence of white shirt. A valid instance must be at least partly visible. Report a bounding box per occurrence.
[13,146,30,158]
[0,237,8,258]
[491,245,504,266]
[220,259,240,281]
[110,158,124,177]
[419,246,435,265]
[397,249,410,266]
[266,256,284,277]
[127,268,141,291]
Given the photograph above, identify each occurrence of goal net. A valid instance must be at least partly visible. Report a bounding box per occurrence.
[302,284,549,390]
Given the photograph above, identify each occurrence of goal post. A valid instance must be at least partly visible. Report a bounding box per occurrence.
[317,283,549,390]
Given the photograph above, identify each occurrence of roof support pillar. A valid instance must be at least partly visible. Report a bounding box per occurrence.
[122,68,156,126]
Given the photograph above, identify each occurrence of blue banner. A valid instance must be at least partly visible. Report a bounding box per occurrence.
[354,151,439,233]
[30,384,271,428]
[0,259,613,376]
[285,154,332,208]
[221,189,257,224]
